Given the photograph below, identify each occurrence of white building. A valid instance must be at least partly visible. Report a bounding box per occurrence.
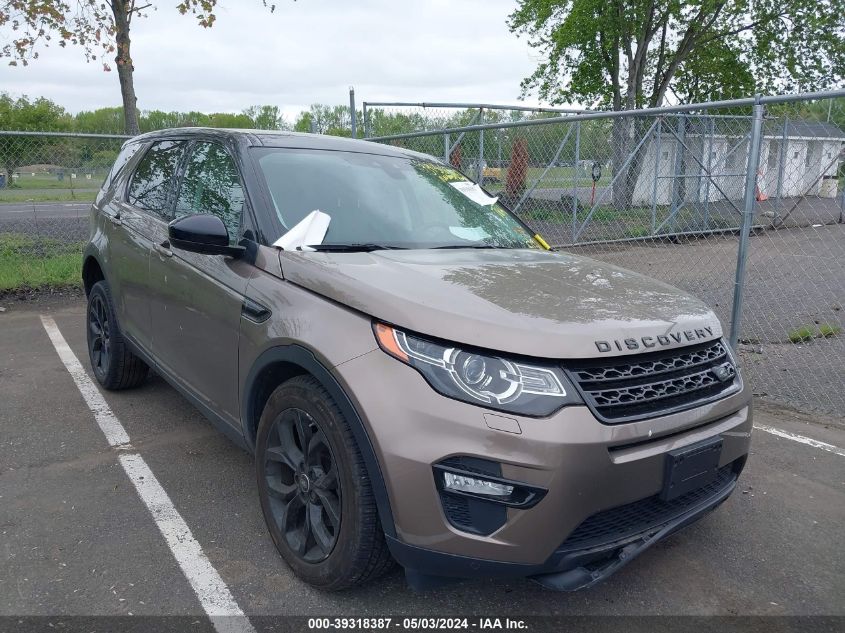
[632,119,845,206]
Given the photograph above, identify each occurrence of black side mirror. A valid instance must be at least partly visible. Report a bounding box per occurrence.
[168,214,245,257]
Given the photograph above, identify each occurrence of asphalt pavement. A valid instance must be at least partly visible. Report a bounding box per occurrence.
[0,202,91,221]
[1,298,843,624]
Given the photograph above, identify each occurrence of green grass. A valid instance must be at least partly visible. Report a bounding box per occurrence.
[0,233,83,291]
[525,166,612,187]
[788,327,815,343]
[818,323,842,338]
[787,324,842,343]
[625,225,651,238]
[0,189,98,203]
[484,166,611,193]
[520,205,654,225]
[7,173,103,190]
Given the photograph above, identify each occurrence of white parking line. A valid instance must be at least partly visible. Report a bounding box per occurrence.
[754,423,845,457]
[40,315,255,633]
[40,317,130,448]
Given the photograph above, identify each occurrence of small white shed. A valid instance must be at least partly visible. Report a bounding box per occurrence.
[632,119,844,206]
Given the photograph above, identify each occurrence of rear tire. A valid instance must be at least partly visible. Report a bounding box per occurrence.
[86,280,149,390]
[256,375,394,590]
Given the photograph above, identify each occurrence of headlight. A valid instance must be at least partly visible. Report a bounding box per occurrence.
[373,323,581,416]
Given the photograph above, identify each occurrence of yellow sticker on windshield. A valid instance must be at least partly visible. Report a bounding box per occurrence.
[534,234,551,250]
[418,161,465,183]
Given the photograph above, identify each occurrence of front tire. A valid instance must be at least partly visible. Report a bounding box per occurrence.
[86,281,149,390]
[256,375,394,590]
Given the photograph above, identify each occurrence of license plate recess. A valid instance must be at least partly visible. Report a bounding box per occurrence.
[661,437,723,501]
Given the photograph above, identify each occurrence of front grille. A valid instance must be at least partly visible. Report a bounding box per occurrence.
[565,339,739,423]
[558,464,736,552]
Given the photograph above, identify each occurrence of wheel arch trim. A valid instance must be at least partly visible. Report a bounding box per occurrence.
[81,248,108,296]
[241,344,397,539]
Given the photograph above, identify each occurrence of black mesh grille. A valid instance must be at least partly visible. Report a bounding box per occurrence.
[441,494,473,528]
[565,340,739,422]
[558,464,735,552]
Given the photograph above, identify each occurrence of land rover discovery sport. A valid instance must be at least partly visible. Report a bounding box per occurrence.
[82,128,751,591]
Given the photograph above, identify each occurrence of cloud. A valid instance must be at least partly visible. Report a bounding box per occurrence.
[0,0,546,120]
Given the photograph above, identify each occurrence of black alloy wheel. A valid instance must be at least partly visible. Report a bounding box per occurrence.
[263,407,342,563]
[85,280,148,390]
[88,292,112,381]
[256,375,394,590]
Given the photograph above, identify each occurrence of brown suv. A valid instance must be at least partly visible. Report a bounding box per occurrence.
[83,128,751,591]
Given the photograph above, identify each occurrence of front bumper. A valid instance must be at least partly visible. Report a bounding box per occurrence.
[334,348,752,581]
[389,457,740,590]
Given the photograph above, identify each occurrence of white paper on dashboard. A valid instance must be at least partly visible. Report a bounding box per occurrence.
[272,210,331,251]
[449,181,498,206]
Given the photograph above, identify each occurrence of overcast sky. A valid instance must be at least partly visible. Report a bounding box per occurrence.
[0,0,549,121]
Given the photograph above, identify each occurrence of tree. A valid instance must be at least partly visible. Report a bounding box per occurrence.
[450,143,462,170]
[74,106,125,134]
[509,0,845,208]
[0,93,69,184]
[294,104,360,137]
[243,105,288,130]
[505,137,529,198]
[1,1,279,135]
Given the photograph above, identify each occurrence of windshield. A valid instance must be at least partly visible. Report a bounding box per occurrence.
[253,148,542,250]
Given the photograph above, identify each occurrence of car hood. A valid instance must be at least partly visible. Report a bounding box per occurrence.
[278,249,723,359]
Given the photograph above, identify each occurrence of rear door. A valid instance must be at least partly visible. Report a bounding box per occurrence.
[108,139,187,352]
[148,140,254,426]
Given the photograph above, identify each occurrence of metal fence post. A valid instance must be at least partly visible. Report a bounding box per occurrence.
[497,131,502,167]
[651,118,662,233]
[443,133,450,164]
[668,114,686,233]
[729,101,765,350]
[477,108,484,183]
[573,121,581,243]
[349,87,357,138]
[703,117,714,228]
[776,117,788,212]
[363,102,371,138]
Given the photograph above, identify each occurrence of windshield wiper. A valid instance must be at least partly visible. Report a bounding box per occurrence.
[306,243,408,252]
[430,244,506,249]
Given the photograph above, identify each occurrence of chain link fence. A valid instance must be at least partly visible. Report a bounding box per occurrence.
[368,91,845,417]
[0,131,130,294]
[1,92,843,416]
[361,101,586,139]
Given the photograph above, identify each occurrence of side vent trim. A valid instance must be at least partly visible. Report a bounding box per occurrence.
[241,298,271,323]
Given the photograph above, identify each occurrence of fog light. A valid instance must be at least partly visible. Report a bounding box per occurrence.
[443,472,514,497]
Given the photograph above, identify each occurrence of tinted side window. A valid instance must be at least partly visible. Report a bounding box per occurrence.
[128,141,186,216]
[175,142,245,243]
[103,142,142,190]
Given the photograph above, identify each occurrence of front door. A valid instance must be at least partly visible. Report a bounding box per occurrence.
[148,140,254,426]
[112,139,187,351]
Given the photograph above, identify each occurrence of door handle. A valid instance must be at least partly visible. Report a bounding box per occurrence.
[155,240,173,258]
[107,213,122,226]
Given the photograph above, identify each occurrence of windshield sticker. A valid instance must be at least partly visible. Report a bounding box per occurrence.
[449,226,491,241]
[418,162,465,183]
[272,209,331,251]
[449,181,499,206]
